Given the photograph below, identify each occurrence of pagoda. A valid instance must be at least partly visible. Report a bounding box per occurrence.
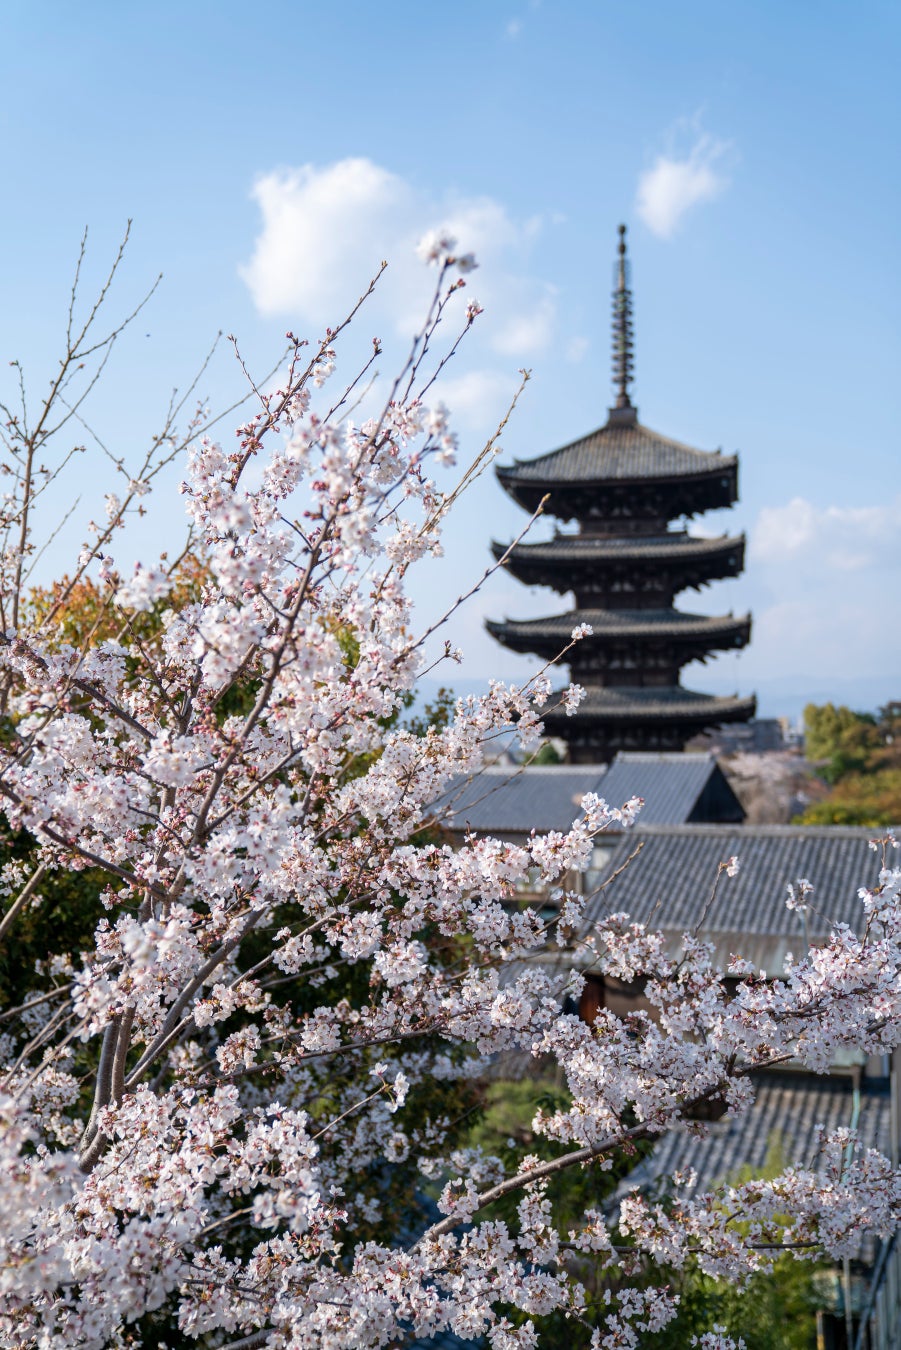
[487,225,755,763]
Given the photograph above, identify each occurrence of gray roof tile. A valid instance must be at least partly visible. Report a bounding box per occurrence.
[497,419,737,485]
[641,1072,891,1197]
[433,756,740,834]
[584,825,884,939]
[433,765,608,835]
[597,752,739,825]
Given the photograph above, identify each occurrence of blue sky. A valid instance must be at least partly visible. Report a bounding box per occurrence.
[1,1,899,717]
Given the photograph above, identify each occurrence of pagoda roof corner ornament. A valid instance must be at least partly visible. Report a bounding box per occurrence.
[609,222,638,426]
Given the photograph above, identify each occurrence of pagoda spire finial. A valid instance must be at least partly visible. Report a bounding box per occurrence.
[610,223,637,424]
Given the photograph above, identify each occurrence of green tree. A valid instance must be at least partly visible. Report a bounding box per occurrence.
[456,1120,827,1350]
[803,703,879,784]
[798,701,901,824]
[638,1137,827,1350]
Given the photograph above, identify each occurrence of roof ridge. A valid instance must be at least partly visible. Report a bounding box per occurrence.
[495,532,744,548]
[501,419,737,470]
[622,822,881,837]
[613,751,714,761]
[491,608,752,627]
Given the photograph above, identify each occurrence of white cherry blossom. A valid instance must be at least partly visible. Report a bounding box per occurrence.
[0,249,899,1349]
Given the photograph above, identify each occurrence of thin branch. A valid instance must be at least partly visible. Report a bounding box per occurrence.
[0,862,48,943]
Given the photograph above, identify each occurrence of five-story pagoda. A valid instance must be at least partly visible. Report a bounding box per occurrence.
[487,225,755,762]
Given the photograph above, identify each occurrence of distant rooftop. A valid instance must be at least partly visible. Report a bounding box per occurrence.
[432,752,744,835]
[432,764,607,836]
[609,1067,892,1271]
[581,823,885,973]
[595,751,743,825]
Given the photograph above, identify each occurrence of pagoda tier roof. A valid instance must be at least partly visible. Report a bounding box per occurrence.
[497,416,737,492]
[541,685,757,726]
[492,531,745,574]
[487,607,751,658]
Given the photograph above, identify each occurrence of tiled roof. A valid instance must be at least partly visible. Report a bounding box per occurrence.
[543,686,757,724]
[488,608,751,641]
[432,754,741,835]
[596,752,742,825]
[494,531,745,565]
[583,824,884,938]
[635,1071,891,1199]
[497,418,737,486]
[432,764,608,835]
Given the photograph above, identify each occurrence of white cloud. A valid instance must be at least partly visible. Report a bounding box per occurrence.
[635,133,730,238]
[240,159,412,320]
[492,288,557,355]
[240,157,555,359]
[504,0,541,40]
[755,599,872,650]
[565,335,589,364]
[437,371,522,431]
[749,596,894,680]
[712,494,901,685]
[751,496,901,573]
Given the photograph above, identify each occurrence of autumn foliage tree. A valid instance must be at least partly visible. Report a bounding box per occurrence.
[1,233,901,1350]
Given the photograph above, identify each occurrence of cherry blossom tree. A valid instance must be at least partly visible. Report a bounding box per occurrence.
[1,231,900,1350]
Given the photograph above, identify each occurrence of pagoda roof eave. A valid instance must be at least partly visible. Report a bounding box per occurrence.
[496,418,738,490]
[541,686,757,726]
[487,609,752,654]
[491,532,746,566]
[497,466,738,524]
[496,461,738,495]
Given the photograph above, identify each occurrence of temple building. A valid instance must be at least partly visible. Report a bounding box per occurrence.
[487,225,756,762]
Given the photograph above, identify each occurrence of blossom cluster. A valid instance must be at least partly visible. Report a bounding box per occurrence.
[0,249,899,1348]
